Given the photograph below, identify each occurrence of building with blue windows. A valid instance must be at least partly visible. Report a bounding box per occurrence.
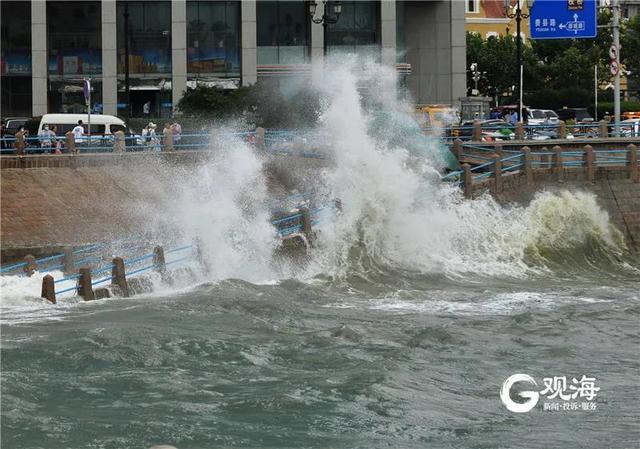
[1,1,466,117]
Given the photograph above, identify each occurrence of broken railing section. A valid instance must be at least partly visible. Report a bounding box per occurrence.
[40,244,197,304]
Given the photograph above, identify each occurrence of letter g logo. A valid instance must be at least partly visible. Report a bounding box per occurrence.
[500,374,540,413]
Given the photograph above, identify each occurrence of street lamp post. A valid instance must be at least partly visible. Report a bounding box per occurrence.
[504,0,532,120]
[124,2,131,118]
[309,1,342,56]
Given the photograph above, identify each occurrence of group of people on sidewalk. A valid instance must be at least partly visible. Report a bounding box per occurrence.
[3,119,183,155]
[141,121,182,152]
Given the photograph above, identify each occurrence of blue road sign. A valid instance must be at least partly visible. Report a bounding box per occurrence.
[530,0,597,40]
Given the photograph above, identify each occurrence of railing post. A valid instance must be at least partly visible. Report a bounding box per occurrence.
[522,146,533,185]
[65,131,76,154]
[557,120,566,139]
[583,145,595,183]
[300,208,313,241]
[628,144,638,183]
[256,127,266,150]
[493,142,503,158]
[63,247,75,275]
[553,145,564,182]
[472,120,482,142]
[462,163,473,199]
[515,122,524,140]
[111,257,129,297]
[452,139,462,161]
[78,267,95,301]
[23,255,37,277]
[492,155,503,193]
[598,120,609,138]
[41,274,56,304]
[153,246,167,274]
[540,147,549,169]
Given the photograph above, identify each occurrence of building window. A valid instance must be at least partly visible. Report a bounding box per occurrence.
[1,1,32,116]
[187,1,240,80]
[326,1,380,59]
[47,1,102,113]
[257,1,309,65]
[466,0,479,13]
[116,1,172,117]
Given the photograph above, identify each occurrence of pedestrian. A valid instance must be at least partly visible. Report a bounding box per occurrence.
[73,120,85,147]
[509,110,518,125]
[163,123,173,152]
[38,125,56,151]
[147,122,160,151]
[171,121,182,149]
[14,126,26,156]
[143,101,151,118]
[141,123,151,148]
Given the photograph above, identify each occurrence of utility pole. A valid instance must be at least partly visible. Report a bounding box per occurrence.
[612,0,621,135]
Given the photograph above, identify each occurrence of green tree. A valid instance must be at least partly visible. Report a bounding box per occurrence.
[621,15,640,94]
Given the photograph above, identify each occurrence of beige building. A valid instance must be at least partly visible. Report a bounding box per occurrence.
[465,0,531,40]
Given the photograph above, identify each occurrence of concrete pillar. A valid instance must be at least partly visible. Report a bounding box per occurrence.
[522,146,533,185]
[583,145,595,183]
[628,144,638,183]
[462,164,473,199]
[78,267,95,301]
[63,247,75,275]
[598,120,609,138]
[381,0,396,68]
[557,121,566,139]
[102,0,118,116]
[492,155,503,194]
[452,139,462,161]
[515,122,524,140]
[23,255,37,277]
[171,0,187,112]
[111,257,129,297]
[241,1,257,86]
[553,145,564,182]
[32,0,48,115]
[472,120,482,141]
[41,274,56,304]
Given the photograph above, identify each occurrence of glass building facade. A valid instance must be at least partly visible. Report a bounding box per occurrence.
[326,1,380,59]
[1,1,33,116]
[2,0,456,117]
[187,1,241,83]
[116,1,172,116]
[47,1,102,113]
[257,1,309,64]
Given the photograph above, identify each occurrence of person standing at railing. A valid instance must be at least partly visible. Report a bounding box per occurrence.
[163,123,173,152]
[14,127,26,156]
[147,123,160,152]
[0,120,6,150]
[72,120,85,149]
[171,121,182,149]
[38,125,56,152]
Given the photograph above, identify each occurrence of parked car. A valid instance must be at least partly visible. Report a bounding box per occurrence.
[556,107,593,123]
[620,119,640,137]
[528,109,560,125]
[2,117,30,136]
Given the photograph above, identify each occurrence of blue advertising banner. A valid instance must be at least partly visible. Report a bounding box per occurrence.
[530,0,597,40]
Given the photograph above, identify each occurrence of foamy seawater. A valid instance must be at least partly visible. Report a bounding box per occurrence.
[2,59,639,448]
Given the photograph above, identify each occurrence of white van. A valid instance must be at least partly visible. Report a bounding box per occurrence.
[36,113,128,137]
